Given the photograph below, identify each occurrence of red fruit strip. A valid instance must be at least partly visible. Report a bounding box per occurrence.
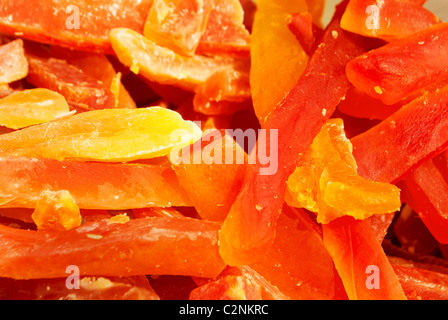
[0,216,225,279]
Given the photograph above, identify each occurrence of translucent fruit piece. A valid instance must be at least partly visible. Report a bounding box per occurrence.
[31,190,82,232]
[319,160,401,224]
[286,118,401,224]
[193,265,289,300]
[0,39,28,83]
[0,88,71,130]
[0,107,202,162]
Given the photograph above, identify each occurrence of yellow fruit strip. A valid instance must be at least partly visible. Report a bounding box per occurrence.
[0,107,202,162]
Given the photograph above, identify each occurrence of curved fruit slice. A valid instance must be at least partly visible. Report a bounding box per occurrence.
[351,85,448,184]
[249,206,347,300]
[0,107,202,162]
[110,28,240,91]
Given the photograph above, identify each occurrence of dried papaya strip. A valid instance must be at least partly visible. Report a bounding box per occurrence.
[110,28,244,92]
[194,208,332,299]
[346,23,448,105]
[341,0,440,41]
[0,39,28,83]
[346,87,448,241]
[144,0,214,56]
[0,216,225,279]
[0,275,160,300]
[287,21,396,121]
[0,157,192,210]
[322,217,407,300]
[26,55,115,111]
[351,85,448,184]
[0,88,71,130]
[0,0,153,53]
[0,108,201,162]
[219,0,375,266]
